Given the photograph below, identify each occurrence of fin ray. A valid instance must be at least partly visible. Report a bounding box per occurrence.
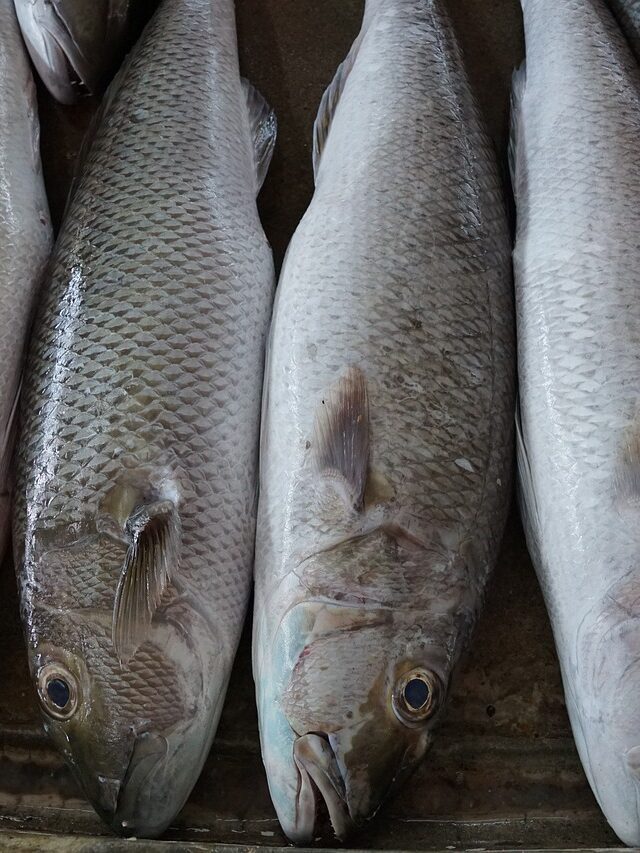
[241,77,277,193]
[515,399,542,567]
[112,500,181,664]
[0,377,21,494]
[314,367,370,513]
[615,428,640,509]
[509,62,526,199]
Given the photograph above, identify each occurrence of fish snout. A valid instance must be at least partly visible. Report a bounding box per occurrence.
[85,731,171,838]
[93,775,121,816]
[110,731,170,837]
[291,732,352,842]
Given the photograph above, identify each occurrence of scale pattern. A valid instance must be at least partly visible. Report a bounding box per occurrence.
[514,0,640,844]
[0,0,51,548]
[14,0,275,835]
[254,0,513,840]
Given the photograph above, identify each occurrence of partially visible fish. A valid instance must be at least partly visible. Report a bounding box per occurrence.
[0,0,52,554]
[253,0,514,842]
[13,0,150,103]
[606,0,640,59]
[512,0,640,845]
[14,0,275,837]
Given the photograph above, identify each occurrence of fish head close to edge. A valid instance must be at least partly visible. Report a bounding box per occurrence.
[569,571,640,846]
[258,590,457,843]
[22,520,225,838]
[13,0,146,103]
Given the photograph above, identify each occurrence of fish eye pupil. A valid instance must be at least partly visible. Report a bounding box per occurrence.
[403,677,430,710]
[47,678,70,709]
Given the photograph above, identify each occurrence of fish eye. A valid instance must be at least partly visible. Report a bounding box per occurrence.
[392,668,443,726]
[37,663,79,720]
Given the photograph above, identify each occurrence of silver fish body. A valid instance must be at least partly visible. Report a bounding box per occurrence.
[512,0,640,845]
[0,0,51,554]
[13,0,147,103]
[14,0,275,837]
[254,0,514,841]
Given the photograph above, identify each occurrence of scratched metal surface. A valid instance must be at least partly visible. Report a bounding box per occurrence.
[0,0,623,848]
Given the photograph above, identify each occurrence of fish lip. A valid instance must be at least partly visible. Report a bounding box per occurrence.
[89,732,171,838]
[292,732,353,842]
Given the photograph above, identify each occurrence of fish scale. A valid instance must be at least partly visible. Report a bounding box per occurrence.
[254,0,513,842]
[14,0,275,837]
[513,0,640,845]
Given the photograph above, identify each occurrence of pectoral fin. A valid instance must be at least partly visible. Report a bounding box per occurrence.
[615,427,640,510]
[313,367,370,513]
[112,500,181,665]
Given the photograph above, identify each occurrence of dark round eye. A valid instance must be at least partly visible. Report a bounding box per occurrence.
[393,668,443,726]
[37,664,79,720]
[403,677,430,710]
[46,678,70,709]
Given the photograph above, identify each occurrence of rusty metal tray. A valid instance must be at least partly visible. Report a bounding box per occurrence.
[0,1,628,849]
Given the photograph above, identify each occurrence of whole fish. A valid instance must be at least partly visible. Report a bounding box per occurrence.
[13,0,149,103]
[14,0,275,837]
[253,0,514,841]
[512,0,640,845]
[607,0,640,60]
[0,0,52,554]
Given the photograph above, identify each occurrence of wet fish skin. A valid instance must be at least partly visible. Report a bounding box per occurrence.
[254,0,514,841]
[512,0,640,845]
[0,0,52,554]
[13,0,148,103]
[14,0,275,838]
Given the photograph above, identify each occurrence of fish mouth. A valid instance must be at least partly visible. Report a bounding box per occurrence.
[90,731,172,838]
[292,732,353,842]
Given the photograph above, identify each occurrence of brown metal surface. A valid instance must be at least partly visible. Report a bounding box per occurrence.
[0,0,625,848]
[0,834,632,853]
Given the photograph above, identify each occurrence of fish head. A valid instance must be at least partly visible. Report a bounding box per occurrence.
[257,599,452,841]
[570,573,640,846]
[13,0,142,103]
[24,530,225,838]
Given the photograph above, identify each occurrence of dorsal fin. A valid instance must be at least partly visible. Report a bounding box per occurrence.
[0,377,20,562]
[313,366,370,512]
[312,33,363,180]
[0,377,21,493]
[112,500,181,664]
[241,78,277,194]
[515,400,542,568]
[509,62,526,201]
